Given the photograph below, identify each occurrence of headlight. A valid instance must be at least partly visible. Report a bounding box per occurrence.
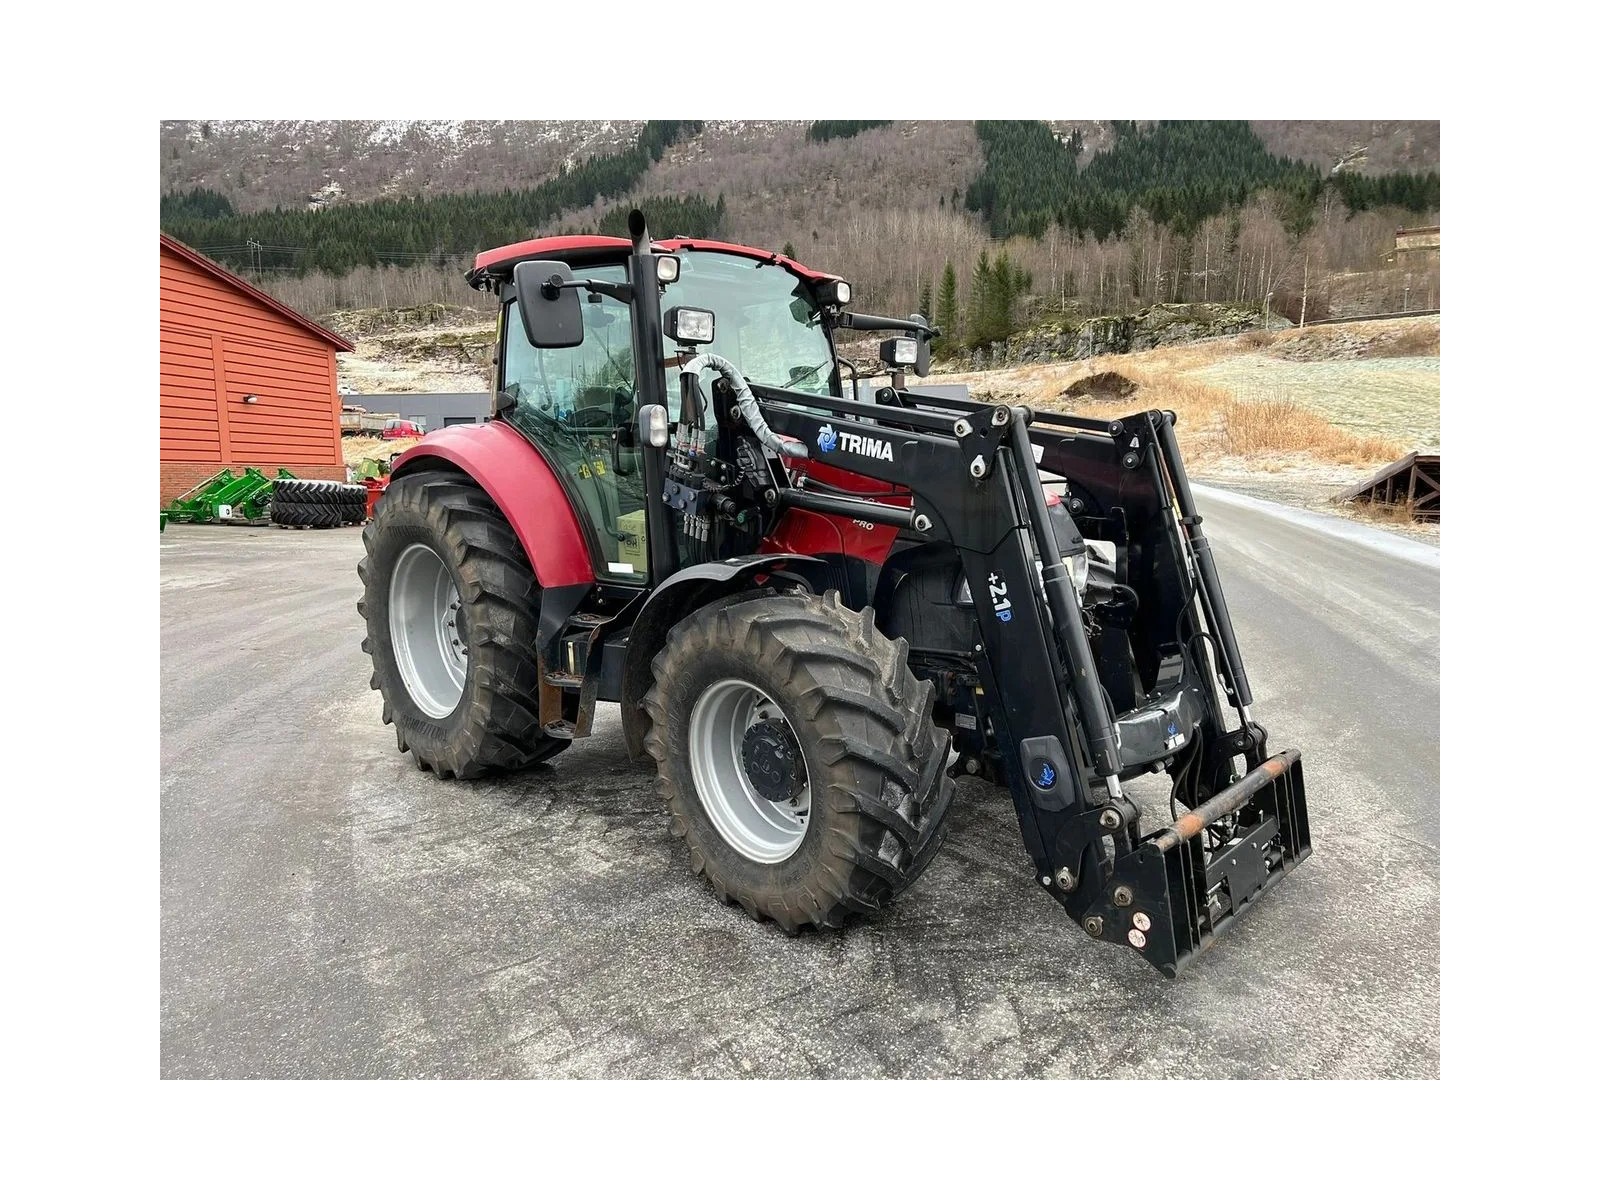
[1063,552,1089,596]
[1032,554,1091,598]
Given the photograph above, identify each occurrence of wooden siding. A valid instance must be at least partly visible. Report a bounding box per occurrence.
[159,245,342,467]
[159,323,222,462]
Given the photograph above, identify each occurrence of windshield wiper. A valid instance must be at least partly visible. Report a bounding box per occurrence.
[783,360,832,389]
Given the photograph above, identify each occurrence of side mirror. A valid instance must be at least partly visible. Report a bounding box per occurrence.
[512,260,584,349]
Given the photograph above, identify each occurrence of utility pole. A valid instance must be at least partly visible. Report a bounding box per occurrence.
[1300,254,1309,328]
[247,238,263,274]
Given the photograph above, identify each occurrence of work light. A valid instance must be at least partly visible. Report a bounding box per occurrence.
[656,255,681,284]
[665,306,715,345]
[881,337,917,367]
[817,279,852,307]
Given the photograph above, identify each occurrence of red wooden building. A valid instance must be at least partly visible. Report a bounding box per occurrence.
[159,234,354,503]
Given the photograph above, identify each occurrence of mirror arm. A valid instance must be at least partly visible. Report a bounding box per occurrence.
[546,277,635,305]
[835,312,938,338]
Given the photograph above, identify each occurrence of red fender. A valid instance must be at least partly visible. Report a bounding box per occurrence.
[389,423,594,588]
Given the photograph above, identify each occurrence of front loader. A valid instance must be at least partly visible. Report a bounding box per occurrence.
[357,210,1310,977]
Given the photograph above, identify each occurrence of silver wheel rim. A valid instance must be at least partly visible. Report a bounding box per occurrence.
[688,679,811,864]
[388,543,467,718]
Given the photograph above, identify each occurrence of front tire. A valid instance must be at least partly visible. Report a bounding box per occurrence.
[357,469,565,778]
[642,590,954,932]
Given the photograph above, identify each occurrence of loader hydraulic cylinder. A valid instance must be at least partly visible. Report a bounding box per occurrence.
[1006,416,1123,779]
[1154,412,1254,709]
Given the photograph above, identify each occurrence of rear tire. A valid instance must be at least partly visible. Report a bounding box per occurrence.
[357,469,565,779]
[641,590,954,932]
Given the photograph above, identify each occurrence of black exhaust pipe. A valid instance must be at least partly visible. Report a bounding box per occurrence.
[626,208,677,583]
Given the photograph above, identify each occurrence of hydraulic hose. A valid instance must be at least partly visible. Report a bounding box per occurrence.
[679,353,808,459]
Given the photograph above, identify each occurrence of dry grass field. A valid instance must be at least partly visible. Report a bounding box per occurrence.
[935,316,1440,531]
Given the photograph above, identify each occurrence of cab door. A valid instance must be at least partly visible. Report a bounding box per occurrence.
[498,264,648,581]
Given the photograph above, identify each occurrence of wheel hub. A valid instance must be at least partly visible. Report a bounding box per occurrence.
[687,679,811,864]
[388,543,468,718]
[741,719,805,804]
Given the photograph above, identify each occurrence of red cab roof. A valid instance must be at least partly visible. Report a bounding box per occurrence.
[470,234,839,286]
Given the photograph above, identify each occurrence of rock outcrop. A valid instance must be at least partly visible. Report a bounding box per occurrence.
[949,303,1283,370]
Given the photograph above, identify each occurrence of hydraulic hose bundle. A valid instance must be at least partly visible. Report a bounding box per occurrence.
[677,353,808,460]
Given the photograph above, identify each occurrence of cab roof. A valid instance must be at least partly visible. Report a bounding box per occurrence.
[468,235,840,290]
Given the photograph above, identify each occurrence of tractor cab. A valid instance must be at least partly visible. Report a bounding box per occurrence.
[473,233,871,583]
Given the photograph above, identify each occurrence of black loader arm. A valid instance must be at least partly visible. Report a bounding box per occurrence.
[749,383,1311,977]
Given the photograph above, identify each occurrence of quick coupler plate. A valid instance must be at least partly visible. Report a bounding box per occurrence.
[1094,750,1311,977]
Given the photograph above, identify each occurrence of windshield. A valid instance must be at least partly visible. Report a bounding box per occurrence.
[662,251,837,400]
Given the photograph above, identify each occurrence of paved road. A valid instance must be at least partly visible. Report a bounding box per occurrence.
[160,496,1439,1078]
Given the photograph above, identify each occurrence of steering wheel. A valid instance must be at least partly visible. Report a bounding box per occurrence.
[569,406,615,432]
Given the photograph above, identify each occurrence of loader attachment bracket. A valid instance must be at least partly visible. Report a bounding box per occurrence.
[1084,750,1311,977]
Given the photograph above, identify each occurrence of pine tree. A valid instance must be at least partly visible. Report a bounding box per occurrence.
[782,241,797,259]
[934,260,958,351]
[918,281,933,323]
[969,252,992,349]
[991,255,1014,341]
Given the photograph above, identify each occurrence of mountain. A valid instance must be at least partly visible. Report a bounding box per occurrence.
[160,119,1437,221]
[159,119,1440,331]
[161,120,646,211]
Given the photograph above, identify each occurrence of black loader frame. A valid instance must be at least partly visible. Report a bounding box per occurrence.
[740,382,1311,976]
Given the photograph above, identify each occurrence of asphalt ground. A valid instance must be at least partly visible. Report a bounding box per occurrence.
[160,493,1439,1078]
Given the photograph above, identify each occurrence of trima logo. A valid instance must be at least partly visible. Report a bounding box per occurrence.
[815,423,894,461]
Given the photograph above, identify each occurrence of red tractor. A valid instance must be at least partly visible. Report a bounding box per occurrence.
[357,211,1310,976]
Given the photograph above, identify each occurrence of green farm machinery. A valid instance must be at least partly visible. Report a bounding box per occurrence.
[161,468,291,529]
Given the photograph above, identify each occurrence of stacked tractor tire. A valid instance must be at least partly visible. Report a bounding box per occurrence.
[269,479,370,529]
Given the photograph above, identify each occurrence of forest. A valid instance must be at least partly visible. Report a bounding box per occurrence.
[806,120,892,143]
[965,120,1438,239]
[160,121,704,277]
[163,119,1439,348]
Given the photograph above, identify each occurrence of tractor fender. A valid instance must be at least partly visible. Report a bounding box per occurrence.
[389,423,593,588]
[619,553,824,761]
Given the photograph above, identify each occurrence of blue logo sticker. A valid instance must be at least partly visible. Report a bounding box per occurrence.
[816,424,838,453]
[988,572,1013,624]
[1166,720,1178,737]
[1035,761,1056,788]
